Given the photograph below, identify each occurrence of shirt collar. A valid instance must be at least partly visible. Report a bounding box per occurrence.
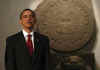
[22,29,34,37]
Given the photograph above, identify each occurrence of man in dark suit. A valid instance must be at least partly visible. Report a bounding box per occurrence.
[5,9,50,70]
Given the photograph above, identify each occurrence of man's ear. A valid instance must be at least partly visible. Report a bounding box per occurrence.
[19,20,22,24]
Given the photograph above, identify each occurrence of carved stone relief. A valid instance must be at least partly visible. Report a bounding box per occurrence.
[36,0,95,52]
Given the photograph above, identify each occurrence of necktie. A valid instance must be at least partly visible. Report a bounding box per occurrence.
[26,34,34,56]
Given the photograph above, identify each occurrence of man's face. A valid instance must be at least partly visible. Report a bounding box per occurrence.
[20,10,36,29]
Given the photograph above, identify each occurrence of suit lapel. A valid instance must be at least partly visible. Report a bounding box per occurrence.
[34,32,40,53]
[18,31,26,46]
[18,31,40,55]
[33,32,40,56]
[17,31,41,61]
[18,31,30,56]
[32,32,41,64]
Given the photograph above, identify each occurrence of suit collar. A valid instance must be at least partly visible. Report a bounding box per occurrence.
[17,31,41,63]
[18,31,39,41]
[18,31,40,54]
[22,29,34,38]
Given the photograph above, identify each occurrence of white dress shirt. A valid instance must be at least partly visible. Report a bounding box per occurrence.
[22,29,34,48]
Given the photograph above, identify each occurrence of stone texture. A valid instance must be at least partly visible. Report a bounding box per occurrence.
[36,0,95,52]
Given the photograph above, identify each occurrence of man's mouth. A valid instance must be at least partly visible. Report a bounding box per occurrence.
[27,22,32,24]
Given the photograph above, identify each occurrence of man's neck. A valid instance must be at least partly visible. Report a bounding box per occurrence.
[23,27,33,33]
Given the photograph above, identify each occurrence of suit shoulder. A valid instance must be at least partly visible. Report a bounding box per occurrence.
[6,32,19,41]
[35,32,49,40]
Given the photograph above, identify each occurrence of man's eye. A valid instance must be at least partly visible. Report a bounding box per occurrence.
[23,15,27,18]
[23,15,33,18]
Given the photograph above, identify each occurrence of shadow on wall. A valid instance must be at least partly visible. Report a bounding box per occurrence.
[83,18,97,52]
[88,19,97,70]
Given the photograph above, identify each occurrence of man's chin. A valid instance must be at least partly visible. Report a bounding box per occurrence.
[28,26,33,28]
[27,23,33,27]
[25,25,33,29]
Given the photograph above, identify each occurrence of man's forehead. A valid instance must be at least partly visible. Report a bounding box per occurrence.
[22,10,32,15]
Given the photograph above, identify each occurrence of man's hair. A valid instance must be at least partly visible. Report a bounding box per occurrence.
[19,9,36,19]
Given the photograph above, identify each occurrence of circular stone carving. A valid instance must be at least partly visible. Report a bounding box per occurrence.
[36,0,94,52]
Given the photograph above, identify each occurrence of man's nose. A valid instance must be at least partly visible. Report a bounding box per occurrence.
[27,17,32,20]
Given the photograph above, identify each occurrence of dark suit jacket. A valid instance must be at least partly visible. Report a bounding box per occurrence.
[5,31,50,70]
